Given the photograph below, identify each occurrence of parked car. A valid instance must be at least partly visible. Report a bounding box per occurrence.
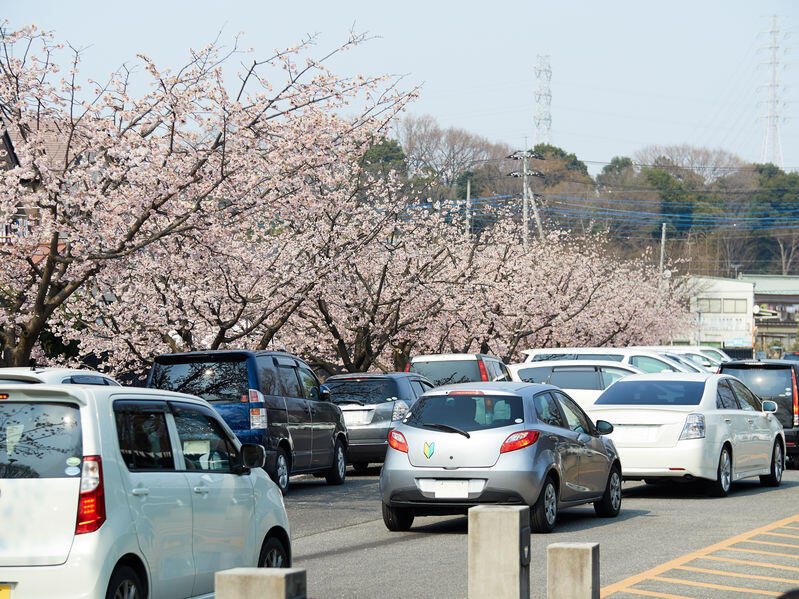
[405,353,511,386]
[522,347,690,374]
[589,373,785,496]
[717,360,799,466]
[507,360,644,410]
[0,366,120,386]
[147,350,348,494]
[324,372,435,471]
[781,351,799,362]
[633,345,732,364]
[0,384,290,599]
[659,353,708,373]
[379,382,621,533]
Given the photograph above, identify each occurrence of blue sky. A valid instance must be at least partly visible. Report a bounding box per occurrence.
[5,0,798,173]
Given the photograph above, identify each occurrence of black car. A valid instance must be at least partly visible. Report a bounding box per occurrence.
[718,360,799,464]
[147,350,348,493]
[324,372,435,471]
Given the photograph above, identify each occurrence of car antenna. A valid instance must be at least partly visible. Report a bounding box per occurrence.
[29,359,36,371]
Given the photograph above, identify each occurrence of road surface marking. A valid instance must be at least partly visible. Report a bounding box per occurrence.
[743,539,799,549]
[676,565,799,584]
[702,555,799,572]
[623,589,692,599]
[729,547,799,559]
[650,576,781,596]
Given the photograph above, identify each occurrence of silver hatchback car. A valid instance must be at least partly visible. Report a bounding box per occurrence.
[379,382,622,532]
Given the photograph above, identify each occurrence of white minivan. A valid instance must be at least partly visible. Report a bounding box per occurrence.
[0,384,291,599]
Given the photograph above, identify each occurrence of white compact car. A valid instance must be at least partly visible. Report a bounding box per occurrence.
[590,373,785,496]
[0,384,290,599]
[507,360,644,411]
[0,367,120,386]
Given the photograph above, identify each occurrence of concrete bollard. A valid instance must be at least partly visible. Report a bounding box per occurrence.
[215,567,307,599]
[468,505,531,599]
[547,543,600,599]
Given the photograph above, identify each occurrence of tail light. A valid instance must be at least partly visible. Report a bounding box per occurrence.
[500,430,540,453]
[792,370,799,428]
[388,430,408,453]
[76,456,105,534]
[478,359,489,381]
[404,363,410,372]
[247,389,268,429]
[392,400,410,422]
[679,414,705,440]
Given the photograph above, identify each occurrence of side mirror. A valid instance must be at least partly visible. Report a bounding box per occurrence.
[320,385,331,402]
[762,400,778,413]
[238,443,266,471]
[595,420,614,435]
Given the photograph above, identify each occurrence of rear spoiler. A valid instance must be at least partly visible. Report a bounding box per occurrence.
[0,385,89,406]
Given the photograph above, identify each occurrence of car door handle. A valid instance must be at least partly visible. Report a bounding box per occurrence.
[547,434,559,444]
[131,488,150,497]
[747,419,754,424]
[193,486,210,495]
[724,418,732,424]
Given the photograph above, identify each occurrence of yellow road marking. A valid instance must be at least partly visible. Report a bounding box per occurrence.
[676,565,799,585]
[702,555,799,573]
[742,539,799,550]
[781,526,799,530]
[623,589,692,599]
[728,547,799,559]
[764,532,799,540]
[601,514,799,597]
[650,576,781,596]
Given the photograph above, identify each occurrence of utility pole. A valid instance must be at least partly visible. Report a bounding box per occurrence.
[659,222,666,275]
[465,177,472,235]
[508,150,545,245]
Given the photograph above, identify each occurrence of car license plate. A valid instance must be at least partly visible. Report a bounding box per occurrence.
[343,411,369,426]
[0,584,11,599]
[613,425,656,444]
[433,480,469,499]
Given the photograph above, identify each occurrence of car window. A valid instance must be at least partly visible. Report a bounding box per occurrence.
[64,374,108,386]
[408,360,481,386]
[515,366,552,383]
[631,355,678,373]
[150,356,250,403]
[596,380,705,406]
[599,367,631,388]
[577,354,624,362]
[256,356,280,395]
[114,403,174,471]
[172,404,237,472]
[410,380,426,397]
[483,360,499,381]
[297,366,321,401]
[552,392,591,434]
[493,361,511,382]
[728,379,761,412]
[1,402,82,479]
[721,366,792,400]
[715,380,740,410]
[549,367,600,390]
[277,365,303,398]
[533,392,565,428]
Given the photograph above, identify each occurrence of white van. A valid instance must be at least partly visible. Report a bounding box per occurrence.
[0,385,290,599]
[521,347,691,374]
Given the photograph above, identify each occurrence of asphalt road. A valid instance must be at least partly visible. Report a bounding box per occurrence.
[285,467,799,599]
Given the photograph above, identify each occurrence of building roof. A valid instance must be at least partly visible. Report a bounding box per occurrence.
[738,274,799,296]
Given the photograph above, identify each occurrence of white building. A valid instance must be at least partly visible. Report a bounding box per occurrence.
[683,276,755,349]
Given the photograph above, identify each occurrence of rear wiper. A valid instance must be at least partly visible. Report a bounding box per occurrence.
[334,399,365,406]
[422,422,471,438]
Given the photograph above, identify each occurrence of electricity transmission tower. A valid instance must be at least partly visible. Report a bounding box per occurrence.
[759,15,787,168]
[534,55,552,145]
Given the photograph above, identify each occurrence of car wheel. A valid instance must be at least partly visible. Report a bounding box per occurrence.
[106,565,145,599]
[382,502,414,531]
[594,464,622,517]
[258,536,289,568]
[708,446,733,497]
[530,475,558,533]
[353,461,370,474]
[760,441,784,487]
[325,439,347,485]
[272,447,290,495]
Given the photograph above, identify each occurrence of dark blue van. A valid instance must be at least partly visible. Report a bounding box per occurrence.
[147,350,348,493]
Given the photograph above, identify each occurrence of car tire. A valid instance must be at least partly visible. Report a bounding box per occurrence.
[594,464,622,517]
[325,439,347,485]
[760,441,784,487]
[258,536,290,568]
[272,447,291,495]
[106,565,145,599]
[382,502,414,531]
[353,461,370,474]
[708,445,733,497]
[530,475,558,533]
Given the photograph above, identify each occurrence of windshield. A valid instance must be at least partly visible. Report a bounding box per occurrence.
[150,357,249,403]
[1,402,83,479]
[722,367,792,398]
[405,394,524,431]
[595,380,706,406]
[408,360,481,386]
[325,378,401,404]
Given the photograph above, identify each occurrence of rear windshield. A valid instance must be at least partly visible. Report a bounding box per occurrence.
[722,367,792,398]
[325,378,400,404]
[405,394,524,431]
[782,354,799,362]
[595,380,706,406]
[409,360,480,386]
[1,402,82,478]
[150,357,249,403]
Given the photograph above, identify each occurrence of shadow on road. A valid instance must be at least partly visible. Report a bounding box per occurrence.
[622,478,799,500]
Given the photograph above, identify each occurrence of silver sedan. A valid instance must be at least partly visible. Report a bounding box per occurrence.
[379,382,621,533]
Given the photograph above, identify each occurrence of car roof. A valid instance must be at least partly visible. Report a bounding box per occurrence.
[154,349,296,358]
[508,360,640,370]
[0,383,204,405]
[609,373,714,383]
[409,353,500,362]
[0,367,117,382]
[422,381,553,395]
[721,359,797,367]
[325,372,428,381]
